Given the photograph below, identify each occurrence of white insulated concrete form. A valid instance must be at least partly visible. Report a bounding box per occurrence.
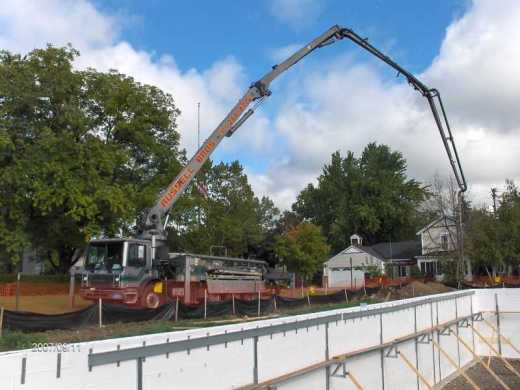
[0,288,519,390]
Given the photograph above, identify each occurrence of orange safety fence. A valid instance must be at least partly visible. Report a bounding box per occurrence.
[0,282,73,296]
[0,283,17,297]
[464,274,520,287]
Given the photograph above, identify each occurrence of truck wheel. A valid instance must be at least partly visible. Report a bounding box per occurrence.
[141,285,163,309]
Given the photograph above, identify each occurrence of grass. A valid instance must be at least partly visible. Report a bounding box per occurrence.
[0,331,49,351]
[0,294,91,314]
[276,298,378,316]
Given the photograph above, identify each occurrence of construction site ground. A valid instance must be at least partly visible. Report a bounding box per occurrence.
[443,358,520,389]
[0,281,455,352]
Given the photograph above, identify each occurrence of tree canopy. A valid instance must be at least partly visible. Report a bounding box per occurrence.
[167,160,279,258]
[293,143,427,253]
[274,222,329,280]
[0,46,183,271]
[465,180,520,274]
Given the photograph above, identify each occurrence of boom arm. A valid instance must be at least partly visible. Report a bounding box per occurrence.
[142,25,467,238]
[339,28,467,195]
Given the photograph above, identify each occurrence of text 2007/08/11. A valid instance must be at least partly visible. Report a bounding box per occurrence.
[31,343,81,353]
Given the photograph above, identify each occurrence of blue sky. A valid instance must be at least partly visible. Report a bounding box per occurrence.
[2,0,519,209]
[87,0,469,176]
[95,0,466,75]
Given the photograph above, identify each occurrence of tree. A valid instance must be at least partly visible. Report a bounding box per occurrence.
[496,180,520,272]
[274,223,329,281]
[293,143,427,253]
[465,180,520,277]
[465,208,503,277]
[167,160,279,258]
[0,46,183,272]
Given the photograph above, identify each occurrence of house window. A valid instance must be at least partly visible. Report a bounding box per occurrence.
[440,233,448,251]
[421,261,435,275]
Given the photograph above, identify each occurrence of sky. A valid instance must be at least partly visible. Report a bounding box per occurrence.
[1,0,518,210]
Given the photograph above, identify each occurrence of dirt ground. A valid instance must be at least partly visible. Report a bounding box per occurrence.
[443,358,520,389]
[0,294,91,314]
[374,281,455,301]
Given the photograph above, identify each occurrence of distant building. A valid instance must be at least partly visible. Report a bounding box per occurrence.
[323,216,463,287]
[21,249,45,275]
[323,234,421,287]
[416,215,459,277]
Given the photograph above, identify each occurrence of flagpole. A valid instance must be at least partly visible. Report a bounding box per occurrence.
[197,102,200,149]
[197,102,201,225]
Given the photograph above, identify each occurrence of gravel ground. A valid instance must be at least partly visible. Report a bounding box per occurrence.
[443,357,520,389]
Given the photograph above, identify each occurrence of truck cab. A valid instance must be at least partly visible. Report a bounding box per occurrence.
[79,238,163,307]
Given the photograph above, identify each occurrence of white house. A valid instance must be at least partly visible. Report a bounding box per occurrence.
[323,234,421,287]
[416,215,458,276]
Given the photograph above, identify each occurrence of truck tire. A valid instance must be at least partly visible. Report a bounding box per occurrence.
[141,284,164,309]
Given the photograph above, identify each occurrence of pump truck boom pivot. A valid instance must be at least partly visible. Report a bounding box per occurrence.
[80,25,467,309]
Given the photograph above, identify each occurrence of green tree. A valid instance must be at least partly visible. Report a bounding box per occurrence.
[496,180,520,272]
[167,160,279,258]
[465,180,520,277]
[465,208,503,276]
[294,143,427,252]
[0,46,183,272]
[274,222,329,280]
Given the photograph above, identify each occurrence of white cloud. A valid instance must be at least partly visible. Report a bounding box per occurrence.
[256,0,520,209]
[268,0,323,29]
[0,0,117,52]
[0,0,272,159]
[2,0,519,212]
[425,0,520,132]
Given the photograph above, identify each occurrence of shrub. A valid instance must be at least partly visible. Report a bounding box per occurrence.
[0,331,48,351]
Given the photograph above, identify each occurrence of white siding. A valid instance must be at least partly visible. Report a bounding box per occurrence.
[420,222,458,255]
[324,246,383,269]
[328,268,365,288]
[324,246,384,287]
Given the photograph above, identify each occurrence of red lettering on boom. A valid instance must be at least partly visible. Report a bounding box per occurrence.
[195,140,216,163]
[159,168,194,209]
[157,93,252,210]
[218,94,252,137]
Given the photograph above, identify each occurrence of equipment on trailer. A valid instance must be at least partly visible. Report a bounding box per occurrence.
[79,25,466,308]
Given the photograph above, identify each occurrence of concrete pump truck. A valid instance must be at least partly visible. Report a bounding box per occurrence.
[79,25,467,309]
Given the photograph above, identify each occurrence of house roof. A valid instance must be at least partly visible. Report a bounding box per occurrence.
[416,215,456,235]
[358,245,385,260]
[367,240,422,260]
[326,239,421,265]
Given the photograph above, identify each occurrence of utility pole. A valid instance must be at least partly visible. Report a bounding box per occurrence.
[491,187,498,215]
[457,192,465,283]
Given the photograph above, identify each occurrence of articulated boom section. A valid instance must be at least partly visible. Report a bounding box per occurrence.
[143,91,257,236]
[143,24,466,239]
